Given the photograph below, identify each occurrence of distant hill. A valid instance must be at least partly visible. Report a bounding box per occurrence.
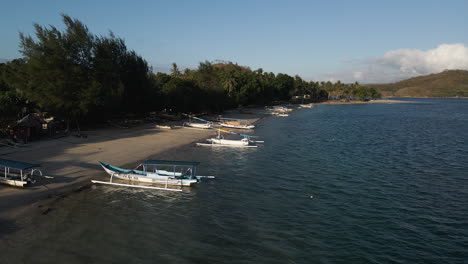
[212,62,251,72]
[366,70,468,97]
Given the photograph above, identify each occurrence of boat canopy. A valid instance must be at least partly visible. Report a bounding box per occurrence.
[144,160,200,167]
[0,159,40,170]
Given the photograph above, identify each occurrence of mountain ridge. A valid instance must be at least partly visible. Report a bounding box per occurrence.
[366,70,468,97]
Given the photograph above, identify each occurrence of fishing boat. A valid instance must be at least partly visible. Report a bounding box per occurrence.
[196,129,263,148]
[155,124,172,129]
[299,103,314,108]
[273,106,293,113]
[183,122,212,129]
[0,159,44,187]
[218,117,255,129]
[183,115,213,129]
[93,160,214,191]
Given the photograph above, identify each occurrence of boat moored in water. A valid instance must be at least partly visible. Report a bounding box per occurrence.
[94,160,214,191]
[196,129,263,148]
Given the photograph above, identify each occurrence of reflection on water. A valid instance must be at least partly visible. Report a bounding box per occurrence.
[1,99,468,264]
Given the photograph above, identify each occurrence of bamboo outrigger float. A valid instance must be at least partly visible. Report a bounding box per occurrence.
[0,159,44,187]
[92,160,214,191]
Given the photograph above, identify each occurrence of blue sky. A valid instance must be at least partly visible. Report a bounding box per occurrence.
[1,0,468,83]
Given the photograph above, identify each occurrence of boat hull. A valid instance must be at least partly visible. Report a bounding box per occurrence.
[184,122,212,129]
[207,138,250,146]
[219,123,255,129]
[0,178,28,187]
[100,163,198,186]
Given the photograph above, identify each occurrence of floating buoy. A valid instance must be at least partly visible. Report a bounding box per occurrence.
[310,195,314,199]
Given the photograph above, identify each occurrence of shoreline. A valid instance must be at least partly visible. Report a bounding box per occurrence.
[318,99,414,105]
[0,115,263,236]
[0,122,215,226]
[0,99,409,234]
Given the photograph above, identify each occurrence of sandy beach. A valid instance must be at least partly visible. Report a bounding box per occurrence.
[0,122,219,223]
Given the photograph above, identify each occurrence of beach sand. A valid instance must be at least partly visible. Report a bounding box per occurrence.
[0,123,216,223]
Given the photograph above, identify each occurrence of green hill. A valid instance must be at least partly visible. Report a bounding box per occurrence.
[367,70,468,97]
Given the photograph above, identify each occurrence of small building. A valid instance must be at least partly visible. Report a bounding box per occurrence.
[9,113,47,143]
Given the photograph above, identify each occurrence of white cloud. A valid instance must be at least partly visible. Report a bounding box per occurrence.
[353,71,363,80]
[316,43,468,83]
[377,43,468,75]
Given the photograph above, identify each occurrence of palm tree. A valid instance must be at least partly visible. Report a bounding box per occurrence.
[171,63,181,77]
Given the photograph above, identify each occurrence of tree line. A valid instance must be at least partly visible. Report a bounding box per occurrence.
[0,15,380,130]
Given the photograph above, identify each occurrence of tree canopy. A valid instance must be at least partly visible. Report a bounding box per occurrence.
[0,14,380,131]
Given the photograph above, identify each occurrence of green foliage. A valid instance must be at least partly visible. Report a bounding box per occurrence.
[353,85,381,100]
[2,14,339,132]
[318,81,381,100]
[18,15,98,120]
[0,62,35,129]
[14,14,155,125]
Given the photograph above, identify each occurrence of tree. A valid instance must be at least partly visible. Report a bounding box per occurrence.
[0,62,35,130]
[273,73,295,100]
[171,63,181,77]
[18,14,97,128]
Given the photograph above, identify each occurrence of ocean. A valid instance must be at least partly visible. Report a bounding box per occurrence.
[1,98,467,263]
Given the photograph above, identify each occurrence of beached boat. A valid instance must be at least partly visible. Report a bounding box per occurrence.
[299,103,314,108]
[93,160,214,191]
[273,106,293,113]
[218,118,255,129]
[183,115,213,129]
[155,125,172,129]
[183,122,212,129]
[0,159,44,187]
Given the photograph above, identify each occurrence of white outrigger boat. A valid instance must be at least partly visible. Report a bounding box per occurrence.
[92,160,214,191]
[218,117,255,129]
[299,103,314,108]
[183,115,213,129]
[196,129,263,148]
[0,159,45,187]
[184,122,212,129]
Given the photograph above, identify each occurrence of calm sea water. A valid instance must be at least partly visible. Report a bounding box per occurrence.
[2,99,467,264]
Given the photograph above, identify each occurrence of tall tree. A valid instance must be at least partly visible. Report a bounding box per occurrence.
[18,14,96,127]
[171,63,181,77]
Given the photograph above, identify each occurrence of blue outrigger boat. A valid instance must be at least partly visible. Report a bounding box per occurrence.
[0,159,44,187]
[92,160,214,191]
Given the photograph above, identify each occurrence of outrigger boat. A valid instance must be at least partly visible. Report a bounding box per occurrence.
[183,116,213,129]
[92,160,214,191]
[196,129,263,148]
[0,159,44,187]
[299,103,314,108]
[218,117,255,129]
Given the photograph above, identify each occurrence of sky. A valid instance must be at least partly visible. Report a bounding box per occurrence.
[1,0,467,83]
